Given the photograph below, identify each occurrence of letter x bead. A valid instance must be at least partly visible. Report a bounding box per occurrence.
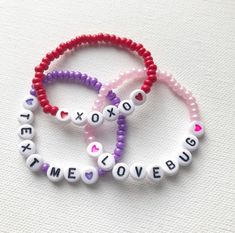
[64,166,80,183]
[183,134,199,151]
[189,121,205,138]
[118,100,135,115]
[47,165,64,182]
[112,163,129,181]
[87,111,104,127]
[71,109,88,126]
[147,164,164,182]
[26,154,43,172]
[18,109,34,124]
[130,162,146,180]
[56,108,71,123]
[103,105,119,121]
[176,149,192,166]
[23,95,39,111]
[18,124,35,140]
[160,158,179,176]
[19,140,36,158]
[97,153,115,171]
[130,89,147,106]
[87,141,103,157]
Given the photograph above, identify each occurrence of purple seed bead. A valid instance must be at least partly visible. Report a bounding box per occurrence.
[112,97,120,105]
[41,163,50,173]
[107,91,116,99]
[90,78,98,86]
[51,70,59,79]
[74,71,82,80]
[114,148,123,156]
[118,115,125,120]
[98,168,107,176]
[85,77,91,86]
[95,82,102,92]
[117,130,125,136]
[30,89,37,96]
[116,142,125,149]
[114,155,121,162]
[117,135,125,142]
[117,118,125,124]
[80,73,87,83]
[119,124,127,131]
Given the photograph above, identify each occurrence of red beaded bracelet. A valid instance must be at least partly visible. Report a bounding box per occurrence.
[32,33,157,116]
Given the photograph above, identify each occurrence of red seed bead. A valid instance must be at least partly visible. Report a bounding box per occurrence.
[149,64,157,70]
[34,65,43,72]
[46,52,54,60]
[141,85,151,94]
[138,48,146,56]
[37,94,47,101]
[147,69,156,75]
[37,89,46,95]
[51,106,59,116]
[148,74,157,82]
[35,72,44,79]
[40,99,49,107]
[144,80,153,86]
[34,82,43,90]
[143,51,151,58]
[43,105,52,113]
[145,59,154,67]
[32,78,41,84]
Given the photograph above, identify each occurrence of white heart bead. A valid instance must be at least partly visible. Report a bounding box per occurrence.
[71,109,88,126]
[18,124,35,140]
[147,164,164,182]
[56,108,71,123]
[87,141,103,158]
[177,149,192,166]
[118,100,135,115]
[87,111,104,127]
[97,153,115,171]
[23,95,39,111]
[81,166,98,184]
[160,158,179,176]
[47,165,64,182]
[183,134,199,151]
[103,105,119,121]
[26,154,43,172]
[112,163,129,181]
[19,140,36,158]
[130,89,147,106]
[130,163,146,180]
[18,109,34,124]
[189,121,205,138]
[64,166,80,183]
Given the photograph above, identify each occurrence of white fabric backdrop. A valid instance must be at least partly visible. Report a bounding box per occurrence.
[0,0,234,232]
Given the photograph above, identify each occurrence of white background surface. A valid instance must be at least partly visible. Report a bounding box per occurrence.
[0,0,234,232]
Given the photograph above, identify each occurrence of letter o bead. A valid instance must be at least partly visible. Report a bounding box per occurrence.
[112,163,129,181]
[147,164,164,183]
[130,163,146,180]
[19,140,36,158]
[87,111,104,127]
[47,165,64,182]
[26,154,43,172]
[64,166,80,183]
[183,134,199,151]
[118,100,135,116]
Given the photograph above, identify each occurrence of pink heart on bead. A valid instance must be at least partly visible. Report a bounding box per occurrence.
[91,145,99,153]
[194,124,202,132]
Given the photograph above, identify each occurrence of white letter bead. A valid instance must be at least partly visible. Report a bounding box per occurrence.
[56,108,71,123]
[112,163,129,181]
[189,121,205,138]
[130,89,147,106]
[64,166,80,183]
[71,109,88,126]
[18,124,35,140]
[130,163,146,180]
[18,109,34,124]
[87,141,103,158]
[183,134,199,151]
[87,111,104,127]
[118,100,135,115]
[103,105,119,121]
[147,164,164,182]
[177,149,192,166]
[19,140,36,158]
[47,165,64,182]
[23,95,39,111]
[97,153,115,171]
[81,166,98,184]
[26,154,43,172]
[160,158,179,176]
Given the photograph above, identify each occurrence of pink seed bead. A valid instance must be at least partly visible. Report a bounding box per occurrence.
[186,96,196,104]
[87,136,96,143]
[190,114,200,121]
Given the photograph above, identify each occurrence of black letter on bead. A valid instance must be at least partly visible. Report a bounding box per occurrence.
[135,166,143,177]
[50,167,61,177]
[76,112,84,120]
[153,167,161,178]
[107,108,115,118]
[30,158,39,167]
[92,113,99,123]
[123,102,131,111]
[101,155,109,165]
[68,168,76,179]
[21,127,32,135]
[20,114,30,120]
[186,138,196,147]
[166,160,176,170]
[22,143,31,152]
[179,152,190,162]
[117,166,126,176]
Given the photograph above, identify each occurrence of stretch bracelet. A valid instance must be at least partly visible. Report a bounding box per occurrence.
[18,74,127,184]
[86,69,205,182]
[32,33,157,126]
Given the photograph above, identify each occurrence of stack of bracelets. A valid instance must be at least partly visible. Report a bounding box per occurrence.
[17,33,205,185]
